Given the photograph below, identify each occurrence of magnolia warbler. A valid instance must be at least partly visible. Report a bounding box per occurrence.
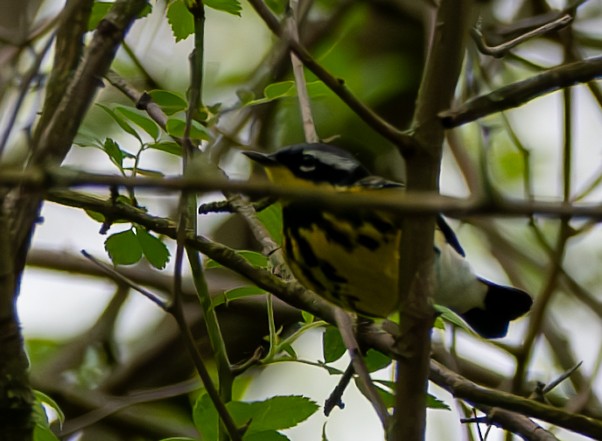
[244,143,532,338]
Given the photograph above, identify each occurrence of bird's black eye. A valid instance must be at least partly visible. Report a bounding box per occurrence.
[298,154,317,173]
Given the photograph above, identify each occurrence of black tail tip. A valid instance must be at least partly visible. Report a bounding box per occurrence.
[461,280,533,339]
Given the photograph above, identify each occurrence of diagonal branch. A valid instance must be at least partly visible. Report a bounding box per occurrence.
[440,55,602,127]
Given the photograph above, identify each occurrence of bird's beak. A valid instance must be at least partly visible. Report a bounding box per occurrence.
[243,150,277,166]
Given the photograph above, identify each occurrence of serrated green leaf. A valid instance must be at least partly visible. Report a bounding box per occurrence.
[206,250,268,269]
[211,286,266,309]
[148,90,188,115]
[135,227,170,269]
[34,390,65,426]
[205,0,242,16]
[427,394,451,410]
[166,117,210,140]
[322,326,346,364]
[363,349,391,373]
[105,230,143,265]
[247,396,318,433]
[115,106,160,140]
[97,104,142,142]
[256,202,283,245]
[167,0,194,42]
[102,138,125,169]
[149,141,183,156]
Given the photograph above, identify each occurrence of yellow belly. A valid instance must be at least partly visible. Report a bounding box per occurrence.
[283,210,400,317]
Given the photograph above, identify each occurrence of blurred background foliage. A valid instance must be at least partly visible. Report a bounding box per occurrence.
[2,0,602,440]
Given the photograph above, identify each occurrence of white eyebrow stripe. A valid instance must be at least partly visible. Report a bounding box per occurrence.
[309,151,358,171]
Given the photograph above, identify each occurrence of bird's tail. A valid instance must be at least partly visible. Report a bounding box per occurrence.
[460,280,533,338]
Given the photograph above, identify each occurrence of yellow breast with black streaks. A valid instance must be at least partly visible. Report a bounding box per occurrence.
[282,203,401,317]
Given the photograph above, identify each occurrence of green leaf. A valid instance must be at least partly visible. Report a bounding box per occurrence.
[102,138,125,169]
[363,349,392,373]
[85,210,105,223]
[205,0,242,16]
[322,326,346,364]
[211,286,266,309]
[73,131,103,149]
[34,390,65,427]
[149,141,183,156]
[193,393,219,441]
[97,104,142,142]
[205,250,268,269]
[115,106,160,140]
[159,438,198,441]
[265,81,295,100]
[167,0,194,42]
[87,2,112,30]
[427,394,451,410]
[193,394,317,439]
[166,117,210,140]
[88,2,151,31]
[148,90,188,115]
[33,425,60,441]
[256,202,283,245]
[135,227,170,269]
[244,432,288,441]
[434,304,476,336]
[244,81,330,107]
[265,0,286,14]
[301,310,314,323]
[364,380,395,409]
[247,396,318,433]
[105,229,143,265]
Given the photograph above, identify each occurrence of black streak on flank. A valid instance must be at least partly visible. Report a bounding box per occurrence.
[356,234,380,251]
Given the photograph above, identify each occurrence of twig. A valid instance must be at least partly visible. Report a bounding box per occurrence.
[440,55,602,128]
[80,250,169,310]
[472,14,573,58]
[324,362,354,416]
[334,309,390,428]
[286,0,319,143]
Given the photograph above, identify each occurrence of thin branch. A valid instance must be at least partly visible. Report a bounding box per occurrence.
[471,14,573,58]
[440,55,602,127]
[7,168,602,219]
[334,309,390,428]
[430,360,602,440]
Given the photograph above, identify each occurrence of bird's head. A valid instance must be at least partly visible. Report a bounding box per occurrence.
[243,143,371,189]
